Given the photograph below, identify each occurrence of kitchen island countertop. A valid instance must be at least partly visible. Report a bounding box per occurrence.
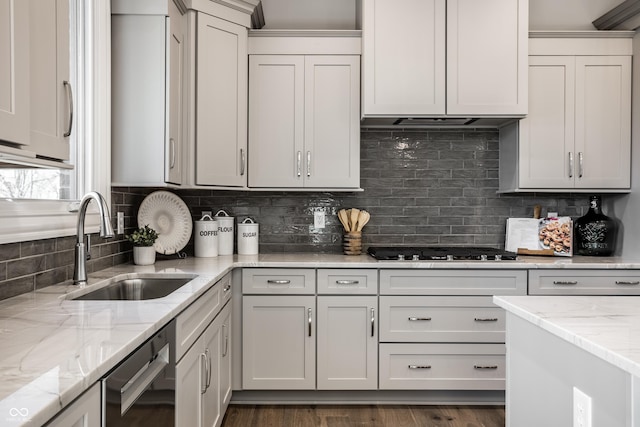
[2,253,640,426]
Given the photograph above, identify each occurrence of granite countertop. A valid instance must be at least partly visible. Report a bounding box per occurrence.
[2,253,640,426]
[494,295,640,379]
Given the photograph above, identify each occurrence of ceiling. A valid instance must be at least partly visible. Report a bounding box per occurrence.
[259,0,628,31]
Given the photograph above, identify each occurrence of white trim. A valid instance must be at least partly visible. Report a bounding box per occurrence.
[0,0,111,245]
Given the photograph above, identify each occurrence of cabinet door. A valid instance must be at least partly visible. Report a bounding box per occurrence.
[304,56,360,188]
[518,56,575,189]
[361,0,445,116]
[195,13,248,187]
[28,0,70,160]
[248,55,305,188]
[243,295,315,389]
[317,296,377,390]
[0,0,30,145]
[176,334,205,427]
[203,313,222,427]
[574,56,631,189]
[218,303,233,416]
[166,0,184,184]
[45,383,101,427]
[446,0,527,115]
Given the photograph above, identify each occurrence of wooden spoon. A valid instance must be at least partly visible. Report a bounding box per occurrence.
[350,208,360,232]
[337,209,349,232]
[356,210,370,231]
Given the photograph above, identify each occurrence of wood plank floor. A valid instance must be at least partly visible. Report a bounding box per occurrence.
[221,404,505,427]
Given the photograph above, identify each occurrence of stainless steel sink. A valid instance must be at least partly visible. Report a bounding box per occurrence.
[71,275,197,301]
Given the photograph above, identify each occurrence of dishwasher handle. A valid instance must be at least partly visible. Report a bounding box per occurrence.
[120,343,170,416]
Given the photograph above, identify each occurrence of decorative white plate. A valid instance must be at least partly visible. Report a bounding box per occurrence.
[138,191,192,255]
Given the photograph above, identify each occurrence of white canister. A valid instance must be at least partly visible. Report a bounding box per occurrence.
[194,214,218,257]
[214,210,235,255]
[237,218,259,255]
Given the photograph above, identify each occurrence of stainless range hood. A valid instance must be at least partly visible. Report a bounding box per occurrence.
[360,116,521,129]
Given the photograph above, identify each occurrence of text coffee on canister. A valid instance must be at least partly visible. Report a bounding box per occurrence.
[214,209,235,255]
[194,214,218,257]
[238,218,259,255]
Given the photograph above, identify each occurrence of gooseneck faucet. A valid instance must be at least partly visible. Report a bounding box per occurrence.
[73,191,115,285]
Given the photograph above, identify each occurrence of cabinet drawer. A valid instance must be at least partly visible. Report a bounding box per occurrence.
[175,273,229,362]
[242,268,315,294]
[317,269,378,294]
[379,343,505,390]
[380,269,527,295]
[379,296,505,343]
[529,270,640,295]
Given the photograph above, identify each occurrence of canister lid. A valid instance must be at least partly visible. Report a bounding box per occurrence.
[241,218,256,224]
[214,209,234,219]
[198,214,214,221]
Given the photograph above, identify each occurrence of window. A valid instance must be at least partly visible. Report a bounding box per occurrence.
[0,0,111,244]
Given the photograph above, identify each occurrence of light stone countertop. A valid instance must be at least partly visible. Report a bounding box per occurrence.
[494,295,640,379]
[2,252,640,426]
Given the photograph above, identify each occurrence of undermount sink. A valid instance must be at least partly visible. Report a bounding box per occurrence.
[71,275,198,301]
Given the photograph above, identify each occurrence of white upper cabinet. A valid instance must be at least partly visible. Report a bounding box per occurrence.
[362,0,445,116]
[111,0,185,186]
[28,0,71,161]
[194,12,248,187]
[499,34,632,193]
[0,0,30,146]
[362,0,528,117]
[247,33,361,190]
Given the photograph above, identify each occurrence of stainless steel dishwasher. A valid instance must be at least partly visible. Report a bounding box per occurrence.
[102,320,176,426]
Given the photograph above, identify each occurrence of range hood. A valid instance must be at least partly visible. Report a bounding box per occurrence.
[360,116,521,129]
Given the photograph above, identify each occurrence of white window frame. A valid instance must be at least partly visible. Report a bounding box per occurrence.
[0,0,112,245]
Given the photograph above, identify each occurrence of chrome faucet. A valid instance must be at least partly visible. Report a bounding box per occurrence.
[73,191,115,285]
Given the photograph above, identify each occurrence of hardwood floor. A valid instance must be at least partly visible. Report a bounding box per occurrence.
[221,404,505,427]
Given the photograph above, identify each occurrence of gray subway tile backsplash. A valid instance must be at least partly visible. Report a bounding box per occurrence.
[0,129,593,300]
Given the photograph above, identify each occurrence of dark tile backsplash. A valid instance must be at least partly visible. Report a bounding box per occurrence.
[0,129,593,300]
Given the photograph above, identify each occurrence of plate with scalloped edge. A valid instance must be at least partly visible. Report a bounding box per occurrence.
[137,191,192,255]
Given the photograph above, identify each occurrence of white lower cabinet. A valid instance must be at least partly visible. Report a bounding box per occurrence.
[317,296,378,390]
[176,301,230,427]
[242,295,316,389]
[529,269,640,295]
[44,382,101,427]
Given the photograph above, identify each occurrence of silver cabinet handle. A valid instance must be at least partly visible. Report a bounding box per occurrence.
[297,151,302,177]
[240,148,246,176]
[474,318,498,322]
[223,283,231,292]
[553,280,578,285]
[568,152,574,178]
[336,280,359,285]
[408,317,432,321]
[63,80,73,137]
[616,281,640,285]
[200,352,208,394]
[170,138,176,169]
[578,152,584,178]
[222,324,229,357]
[267,279,291,284]
[408,365,431,369]
[307,151,311,177]
[308,308,312,337]
[474,365,499,370]
[205,348,212,390]
[371,308,375,337]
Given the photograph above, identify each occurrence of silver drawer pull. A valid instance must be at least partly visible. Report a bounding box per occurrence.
[474,318,498,322]
[408,365,431,369]
[553,281,578,285]
[223,284,231,292]
[267,280,291,284]
[616,281,640,285]
[474,365,498,370]
[336,280,359,285]
[408,317,432,321]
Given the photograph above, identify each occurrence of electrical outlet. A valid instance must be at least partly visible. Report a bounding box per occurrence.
[573,387,592,427]
[117,212,125,235]
[314,211,325,229]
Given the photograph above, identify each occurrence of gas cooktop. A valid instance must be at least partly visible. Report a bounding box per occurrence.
[367,246,518,261]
